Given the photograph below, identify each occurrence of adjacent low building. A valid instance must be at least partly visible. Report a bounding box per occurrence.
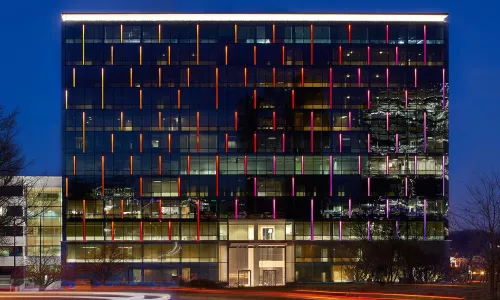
[61,13,449,285]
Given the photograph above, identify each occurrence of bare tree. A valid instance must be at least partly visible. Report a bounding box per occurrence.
[79,244,125,285]
[23,248,61,289]
[455,171,500,300]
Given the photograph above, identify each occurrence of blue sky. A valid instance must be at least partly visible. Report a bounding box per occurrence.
[0,0,498,209]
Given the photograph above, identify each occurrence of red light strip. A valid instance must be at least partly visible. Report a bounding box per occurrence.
[386,25,389,43]
[273,111,276,130]
[140,177,143,196]
[282,133,285,153]
[339,46,342,65]
[234,111,238,131]
[120,199,124,219]
[253,89,257,109]
[225,133,228,153]
[348,24,351,43]
[310,24,314,64]
[254,133,257,153]
[272,67,276,87]
[168,221,172,241]
[111,221,115,241]
[291,89,295,109]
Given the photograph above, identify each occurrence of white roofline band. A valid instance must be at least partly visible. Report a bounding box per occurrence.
[61,13,448,23]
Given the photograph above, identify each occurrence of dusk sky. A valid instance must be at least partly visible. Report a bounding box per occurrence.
[0,0,498,209]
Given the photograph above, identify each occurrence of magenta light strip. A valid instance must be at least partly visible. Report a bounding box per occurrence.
[254,177,257,196]
[310,198,314,241]
[424,111,427,153]
[339,221,343,241]
[423,25,427,65]
[405,89,408,109]
[273,197,276,219]
[386,25,389,43]
[395,46,399,65]
[348,198,352,218]
[310,111,314,152]
[235,198,238,219]
[329,68,333,108]
[348,111,352,130]
[367,89,371,109]
[367,133,371,152]
[424,199,427,240]
[386,198,390,218]
[367,46,371,65]
[367,221,371,240]
[282,133,285,153]
[273,155,276,175]
[414,155,418,175]
[339,133,342,153]
[358,155,361,175]
[396,220,399,239]
[358,68,361,87]
[405,177,408,197]
[442,68,446,109]
[329,156,333,196]
[395,133,399,152]
[386,155,389,175]
[386,68,389,87]
[442,155,446,196]
[386,112,390,131]
[414,68,418,87]
[301,155,304,175]
[367,177,371,196]
[292,176,295,196]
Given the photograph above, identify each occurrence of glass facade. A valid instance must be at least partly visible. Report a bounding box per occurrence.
[62,14,448,285]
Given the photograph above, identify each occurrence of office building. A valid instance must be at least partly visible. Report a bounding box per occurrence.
[61,13,449,285]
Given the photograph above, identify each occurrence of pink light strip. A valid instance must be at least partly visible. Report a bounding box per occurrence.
[235,198,238,219]
[358,68,361,87]
[443,155,446,196]
[396,133,399,152]
[273,155,276,175]
[386,155,389,175]
[424,111,427,153]
[386,112,390,131]
[339,221,343,241]
[386,25,389,43]
[414,68,418,87]
[367,177,371,196]
[395,46,399,65]
[367,46,371,65]
[414,155,418,175]
[292,176,295,196]
[367,133,371,152]
[339,133,342,153]
[442,68,446,109]
[367,221,371,240]
[386,198,390,218]
[329,155,333,196]
[423,25,427,65]
[329,68,333,108]
[310,198,314,241]
[254,177,257,196]
[367,89,371,109]
[358,155,361,175]
[348,198,352,218]
[386,68,389,87]
[301,155,304,175]
[310,111,314,152]
[282,133,285,153]
[273,197,276,219]
[244,155,247,174]
[405,177,408,197]
[348,111,352,130]
[405,90,408,109]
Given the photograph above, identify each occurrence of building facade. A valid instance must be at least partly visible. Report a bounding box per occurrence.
[61,13,449,285]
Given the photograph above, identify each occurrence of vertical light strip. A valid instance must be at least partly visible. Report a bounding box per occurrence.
[443,155,446,196]
[423,25,427,65]
[101,68,104,109]
[405,90,408,109]
[216,67,219,109]
[310,111,314,152]
[244,67,247,87]
[196,24,199,65]
[244,155,247,175]
[168,45,171,65]
[310,198,314,241]
[177,177,181,197]
[159,155,162,175]
[386,198,390,218]
[120,111,124,131]
[358,155,361,175]
[253,177,257,196]
[348,198,352,218]
[273,67,276,87]
[405,177,408,197]
[273,198,276,219]
[140,177,143,196]
[177,89,181,109]
[282,45,285,66]
[253,89,257,109]
[234,24,238,43]
[253,45,257,65]
[367,133,371,152]
[101,155,105,196]
[73,155,76,175]
[339,221,343,241]
[65,89,68,109]
[386,68,389,88]
[272,24,276,43]
[225,133,228,153]
[111,220,115,240]
[130,67,133,87]
[158,68,162,87]
[158,112,161,131]
[396,133,399,153]
[82,199,86,242]
[282,133,285,153]
[414,68,418,87]
[139,89,143,109]
[386,112,390,131]
[234,111,238,131]
[348,24,351,43]
[111,45,114,65]
[187,155,190,174]
[111,133,114,153]
[386,25,389,43]
[72,68,76,87]
[235,198,238,219]
[168,133,171,153]
[139,45,143,65]
[329,155,333,196]
[196,111,200,153]
[442,68,446,109]
[121,200,124,219]
[367,221,371,241]
[187,67,190,87]
[301,155,304,175]
[273,111,276,131]
[82,24,85,65]
[339,46,342,65]
[216,155,219,196]
[130,155,133,174]
[367,46,370,65]
[291,176,295,196]
[158,199,162,220]
[395,46,399,65]
[120,24,123,43]
[82,112,86,153]
[158,24,161,43]
[301,67,304,87]
[357,68,361,87]
[339,133,342,153]
[424,199,427,240]
[414,155,418,175]
[424,111,427,152]
[367,89,371,109]
[273,155,276,175]
[291,89,295,109]
[386,155,389,175]
[367,177,371,196]
[396,220,399,239]
[310,24,314,65]
[225,45,228,65]
[329,68,333,108]
[65,177,69,197]
[253,133,257,153]
[168,221,172,240]
[196,199,200,241]
[348,111,352,130]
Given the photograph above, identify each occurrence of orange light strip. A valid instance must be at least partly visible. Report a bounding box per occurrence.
[168,45,171,65]
[215,67,219,109]
[348,24,352,43]
[225,133,228,153]
[225,45,228,65]
[177,89,181,109]
[130,67,133,87]
[272,67,276,87]
[65,89,68,109]
[120,111,124,130]
[101,68,104,109]
[234,24,238,43]
[158,155,162,175]
[292,89,295,109]
[82,111,86,153]
[187,67,190,87]
[177,177,181,196]
[158,111,162,131]
[139,133,143,153]
[215,155,219,196]
[120,199,124,219]
[158,67,162,87]
[101,155,105,196]
[82,199,86,241]
[120,24,123,43]
[196,111,200,152]
[82,24,85,65]
[111,221,115,241]
[158,24,161,43]
[72,68,76,87]
[168,133,171,153]
[139,89,143,109]
[310,24,314,65]
[111,133,114,153]
[301,67,304,87]
[140,221,143,241]
[111,45,114,65]
[139,45,143,65]
[158,199,162,220]
[130,155,133,174]
[272,24,276,43]
[339,46,342,65]
[196,24,199,65]
[253,89,257,109]
[253,45,257,65]
[244,67,247,87]
[187,155,191,174]
[253,133,257,153]
[282,45,285,65]
[140,177,143,196]
[234,111,238,131]
[65,178,68,197]
[73,155,76,175]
